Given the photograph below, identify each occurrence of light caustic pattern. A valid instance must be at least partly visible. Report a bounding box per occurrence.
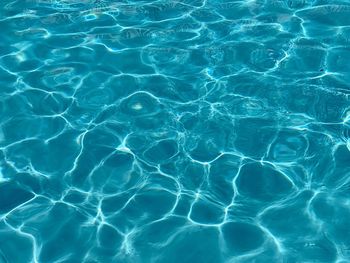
[0,0,350,262]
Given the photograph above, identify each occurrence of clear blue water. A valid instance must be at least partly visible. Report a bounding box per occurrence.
[0,0,350,262]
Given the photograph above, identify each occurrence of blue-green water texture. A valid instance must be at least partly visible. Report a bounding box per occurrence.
[1,0,350,262]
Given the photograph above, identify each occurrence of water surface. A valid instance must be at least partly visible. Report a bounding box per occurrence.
[1,0,350,262]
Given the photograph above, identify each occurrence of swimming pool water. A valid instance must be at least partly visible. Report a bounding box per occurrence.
[1,0,350,262]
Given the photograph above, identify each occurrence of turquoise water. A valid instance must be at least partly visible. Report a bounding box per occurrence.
[1,0,350,262]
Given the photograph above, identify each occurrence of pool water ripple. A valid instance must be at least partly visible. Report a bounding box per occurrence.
[0,0,350,262]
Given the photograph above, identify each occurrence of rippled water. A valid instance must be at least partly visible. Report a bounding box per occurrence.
[1,0,350,262]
